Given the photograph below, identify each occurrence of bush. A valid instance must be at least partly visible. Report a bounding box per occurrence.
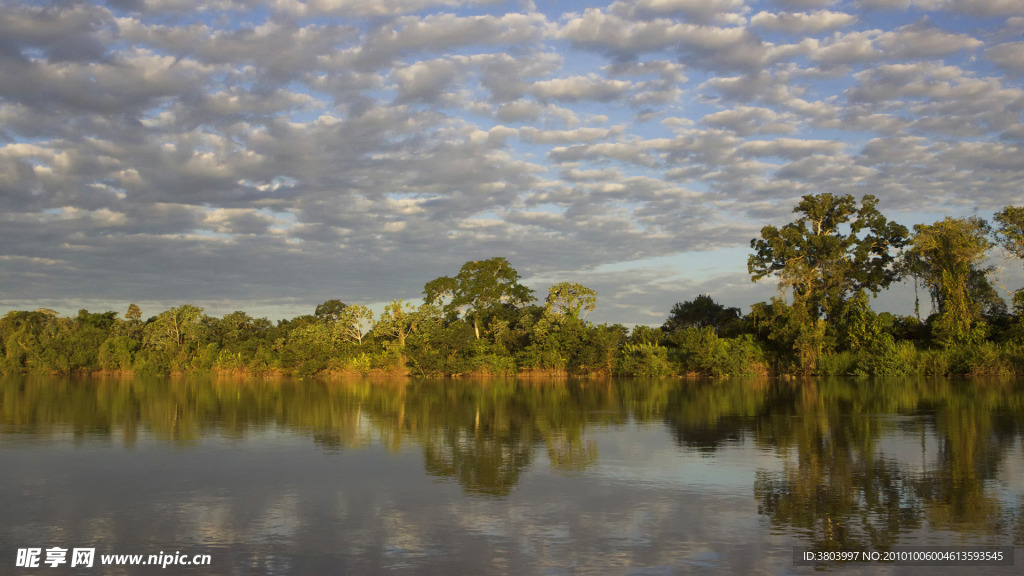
[133,349,172,376]
[343,353,373,376]
[669,327,767,376]
[724,335,768,376]
[669,326,728,375]
[615,342,671,377]
[516,335,566,372]
[191,343,219,372]
[870,340,920,376]
[818,351,859,376]
[482,353,516,375]
[98,336,137,371]
[919,349,951,376]
[851,336,920,377]
[915,343,1010,376]
[968,342,1010,375]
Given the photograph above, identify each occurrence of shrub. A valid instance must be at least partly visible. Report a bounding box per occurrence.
[98,336,137,371]
[818,351,858,376]
[615,342,671,377]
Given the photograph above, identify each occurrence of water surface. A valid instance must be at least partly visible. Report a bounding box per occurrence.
[1,376,1022,574]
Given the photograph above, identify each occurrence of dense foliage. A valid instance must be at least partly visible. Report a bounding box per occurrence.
[3,203,1024,378]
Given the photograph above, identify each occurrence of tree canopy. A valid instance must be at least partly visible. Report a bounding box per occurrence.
[662,294,741,336]
[995,206,1024,261]
[423,257,534,339]
[995,206,1024,317]
[314,299,348,323]
[748,193,908,320]
[544,282,597,321]
[905,216,994,345]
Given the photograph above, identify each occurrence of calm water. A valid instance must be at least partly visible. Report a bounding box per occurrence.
[1,375,1022,575]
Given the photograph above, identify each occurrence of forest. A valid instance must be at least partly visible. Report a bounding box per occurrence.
[2,194,1023,378]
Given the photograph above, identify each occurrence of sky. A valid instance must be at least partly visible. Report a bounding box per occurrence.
[1,0,1023,325]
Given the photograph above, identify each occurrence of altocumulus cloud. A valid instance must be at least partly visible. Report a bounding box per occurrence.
[0,0,1022,323]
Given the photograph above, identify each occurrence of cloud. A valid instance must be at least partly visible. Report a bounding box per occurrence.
[874,21,983,58]
[530,74,633,102]
[750,10,859,34]
[271,0,505,17]
[548,137,665,168]
[776,0,839,7]
[986,40,1024,73]
[0,3,115,62]
[858,0,1024,16]
[700,106,800,135]
[348,12,549,70]
[1,0,1023,322]
[560,7,824,73]
[738,138,847,158]
[609,0,748,24]
[846,62,1024,136]
[520,126,623,144]
[392,58,462,104]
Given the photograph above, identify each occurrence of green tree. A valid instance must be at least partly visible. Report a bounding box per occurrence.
[748,193,908,321]
[834,290,879,351]
[544,282,597,320]
[375,300,438,348]
[995,206,1024,323]
[994,206,1024,261]
[285,322,338,375]
[1,309,58,373]
[117,303,144,342]
[629,325,664,346]
[662,294,741,336]
[334,304,374,345]
[746,297,826,373]
[76,309,118,331]
[576,323,628,374]
[314,299,348,323]
[905,217,993,346]
[423,257,534,339]
[143,305,205,351]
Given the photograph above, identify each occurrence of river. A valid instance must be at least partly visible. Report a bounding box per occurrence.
[1,375,1021,574]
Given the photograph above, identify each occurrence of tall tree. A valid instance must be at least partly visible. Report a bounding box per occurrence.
[748,193,908,320]
[905,216,994,345]
[544,282,597,321]
[662,294,740,336]
[334,304,374,345]
[143,305,204,350]
[375,300,437,348]
[314,299,348,323]
[119,303,144,341]
[424,257,533,339]
[994,206,1024,261]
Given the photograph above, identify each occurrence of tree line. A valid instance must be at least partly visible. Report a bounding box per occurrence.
[2,195,1023,377]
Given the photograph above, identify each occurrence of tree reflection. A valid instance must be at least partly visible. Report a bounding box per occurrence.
[2,373,1023,533]
[914,384,1020,532]
[753,422,923,551]
[545,432,598,472]
[662,378,778,453]
[0,375,622,496]
[751,378,1024,550]
[408,382,538,496]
